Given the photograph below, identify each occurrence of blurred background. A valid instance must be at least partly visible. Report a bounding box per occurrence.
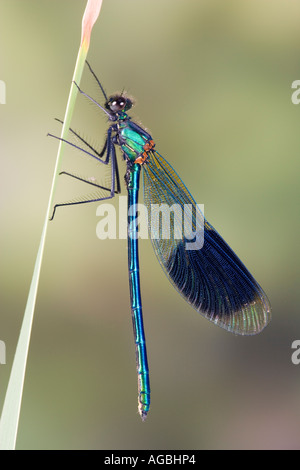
[0,0,299,450]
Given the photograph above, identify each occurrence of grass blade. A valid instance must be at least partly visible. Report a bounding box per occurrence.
[0,0,103,450]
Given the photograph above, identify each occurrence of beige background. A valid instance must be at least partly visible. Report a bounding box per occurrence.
[0,0,299,449]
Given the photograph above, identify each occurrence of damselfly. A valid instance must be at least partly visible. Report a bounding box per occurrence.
[49,62,271,420]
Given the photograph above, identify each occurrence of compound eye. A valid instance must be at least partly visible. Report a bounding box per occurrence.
[109,97,126,112]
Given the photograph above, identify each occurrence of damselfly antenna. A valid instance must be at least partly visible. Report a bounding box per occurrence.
[73,81,115,120]
[86,60,108,102]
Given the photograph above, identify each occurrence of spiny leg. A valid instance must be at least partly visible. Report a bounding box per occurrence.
[59,171,119,194]
[50,193,116,221]
[55,118,108,160]
[114,146,121,194]
[48,126,114,165]
[73,81,112,118]
[50,135,119,220]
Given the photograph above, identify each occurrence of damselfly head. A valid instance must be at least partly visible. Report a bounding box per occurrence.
[105,94,133,113]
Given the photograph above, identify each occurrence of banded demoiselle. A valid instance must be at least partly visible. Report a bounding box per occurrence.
[49,62,271,420]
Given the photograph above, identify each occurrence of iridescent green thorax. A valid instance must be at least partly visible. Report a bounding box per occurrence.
[119,121,148,162]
